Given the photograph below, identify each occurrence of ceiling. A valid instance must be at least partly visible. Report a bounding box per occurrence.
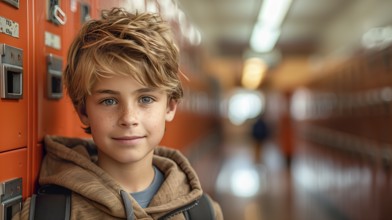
[177,0,355,58]
[175,0,392,91]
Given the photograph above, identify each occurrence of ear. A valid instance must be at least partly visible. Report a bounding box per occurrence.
[165,99,178,122]
[76,105,90,126]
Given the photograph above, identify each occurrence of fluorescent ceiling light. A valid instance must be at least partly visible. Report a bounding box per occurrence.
[250,24,281,53]
[250,0,292,53]
[258,0,292,28]
[241,58,267,89]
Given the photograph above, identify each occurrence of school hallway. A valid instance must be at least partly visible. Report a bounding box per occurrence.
[186,122,338,220]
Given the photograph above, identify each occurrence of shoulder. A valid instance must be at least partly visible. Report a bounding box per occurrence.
[153,146,193,169]
[154,146,185,157]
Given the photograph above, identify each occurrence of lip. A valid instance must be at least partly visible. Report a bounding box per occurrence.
[112,136,145,144]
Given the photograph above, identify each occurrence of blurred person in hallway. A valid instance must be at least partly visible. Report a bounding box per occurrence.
[250,114,270,164]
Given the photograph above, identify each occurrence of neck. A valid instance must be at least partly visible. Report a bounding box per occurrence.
[97,152,155,193]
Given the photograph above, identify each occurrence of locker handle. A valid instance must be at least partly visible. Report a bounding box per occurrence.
[53,5,67,25]
[0,178,22,220]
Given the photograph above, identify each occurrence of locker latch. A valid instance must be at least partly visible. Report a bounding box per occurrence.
[47,0,67,25]
[0,178,22,220]
[0,43,23,99]
[1,0,19,9]
[80,3,91,24]
[47,54,63,99]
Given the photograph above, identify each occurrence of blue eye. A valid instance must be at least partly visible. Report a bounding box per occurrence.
[102,99,118,106]
[140,96,154,104]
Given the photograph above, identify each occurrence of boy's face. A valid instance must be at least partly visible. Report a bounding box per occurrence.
[78,75,177,166]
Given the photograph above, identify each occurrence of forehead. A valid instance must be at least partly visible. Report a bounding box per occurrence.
[91,75,166,95]
[92,75,143,89]
[93,60,154,86]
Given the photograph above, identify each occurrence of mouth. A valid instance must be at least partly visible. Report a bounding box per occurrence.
[112,136,145,141]
[111,135,146,145]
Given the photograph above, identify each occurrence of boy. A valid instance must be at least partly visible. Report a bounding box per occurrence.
[19,7,222,220]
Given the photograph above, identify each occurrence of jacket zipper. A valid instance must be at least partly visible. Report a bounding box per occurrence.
[158,199,200,220]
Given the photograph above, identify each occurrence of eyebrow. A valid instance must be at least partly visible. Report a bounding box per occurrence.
[92,88,161,95]
[93,89,119,95]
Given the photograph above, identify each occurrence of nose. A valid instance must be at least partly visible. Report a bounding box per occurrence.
[118,104,138,127]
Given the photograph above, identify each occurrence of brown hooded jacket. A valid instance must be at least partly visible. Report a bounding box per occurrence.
[18,136,223,220]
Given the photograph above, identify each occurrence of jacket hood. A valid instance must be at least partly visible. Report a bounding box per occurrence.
[39,135,203,219]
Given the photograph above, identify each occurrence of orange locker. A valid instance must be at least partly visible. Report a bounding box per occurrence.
[34,0,76,141]
[1,2,33,217]
[35,0,103,141]
[0,0,29,152]
[0,148,27,220]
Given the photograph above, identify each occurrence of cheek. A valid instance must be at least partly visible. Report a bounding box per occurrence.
[88,111,115,130]
[144,112,166,130]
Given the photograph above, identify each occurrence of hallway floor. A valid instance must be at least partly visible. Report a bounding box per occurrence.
[189,133,337,220]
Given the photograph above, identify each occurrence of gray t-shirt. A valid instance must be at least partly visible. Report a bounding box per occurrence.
[130,166,164,208]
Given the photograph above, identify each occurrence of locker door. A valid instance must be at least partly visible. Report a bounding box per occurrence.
[0,148,27,220]
[35,0,75,140]
[0,0,28,152]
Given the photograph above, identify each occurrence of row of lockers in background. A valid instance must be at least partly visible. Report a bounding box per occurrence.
[0,0,220,218]
[286,46,392,219]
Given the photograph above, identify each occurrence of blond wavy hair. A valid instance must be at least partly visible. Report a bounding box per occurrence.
[64,7,183,117]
